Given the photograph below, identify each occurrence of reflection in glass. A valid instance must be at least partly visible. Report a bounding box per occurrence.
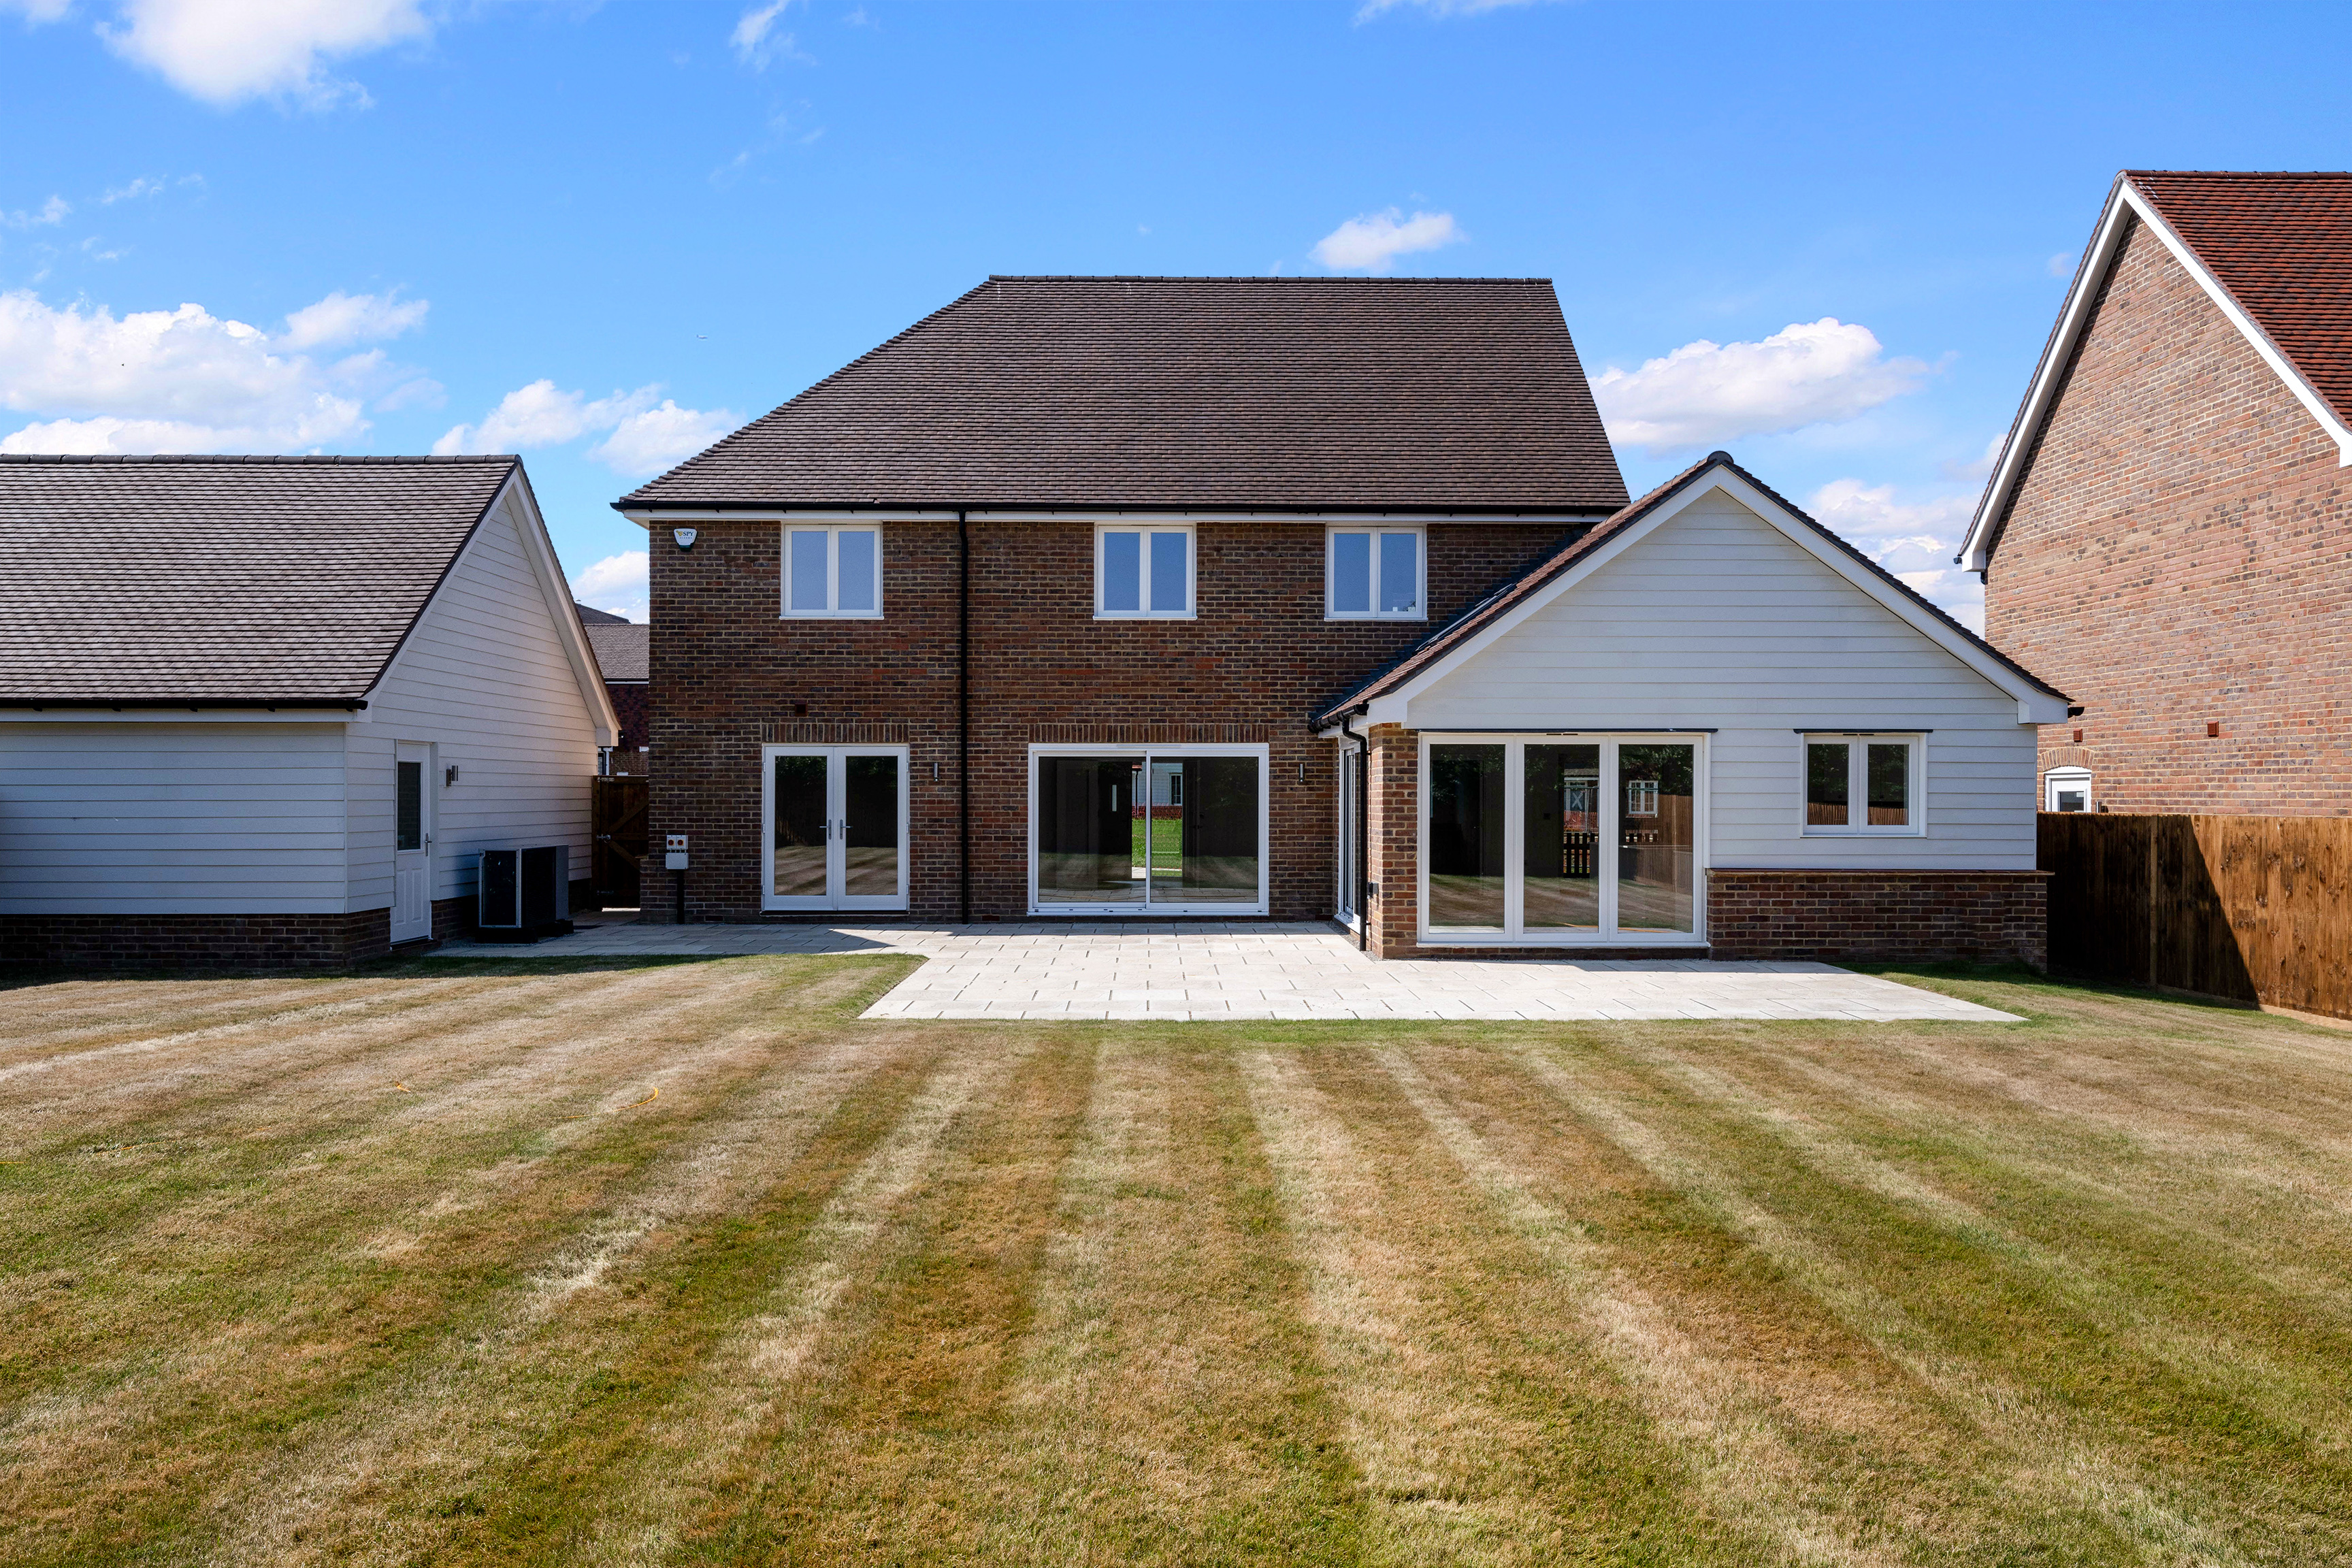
[1867,743,1910,826]
[1101,533,1141,612]
[772,753,828,898]
[836,529,877,613]
[1173,755,1258,903]
[1149,531,1188,612]
[843,753,900,896]
[1332,532,1371,612]
[1617,744,1695,932]
[1524,744,1600,928]
[1428,743,1506,927]
[1807,741,1850,826]
[789,530,830,612]
[1038,756,1145,904]
[1379,532,1418,614]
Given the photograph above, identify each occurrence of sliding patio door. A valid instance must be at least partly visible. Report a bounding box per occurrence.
[1424,735,1701,944]
[1031,748,1267,915]
[763,745,908,911]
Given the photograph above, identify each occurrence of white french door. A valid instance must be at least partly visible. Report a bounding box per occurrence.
[1336,743,1360,926]
[1420,734,1706,946]
[391,741,432,942]
[762,745,909,911]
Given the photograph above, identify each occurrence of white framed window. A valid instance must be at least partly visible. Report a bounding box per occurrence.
[2045,766,2093,813]
[782,525,883,618]
[1801,733,1924,835]
[1326,526,1425,620]
[1094,524,1194,619]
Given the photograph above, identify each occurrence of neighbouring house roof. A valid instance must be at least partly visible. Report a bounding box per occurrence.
[1316,452,2068,728]
[581,619,648,683]
[0,455,519,706]
[575,602,630,625]
[1961,169,2352,571]
[617,276,1629,515]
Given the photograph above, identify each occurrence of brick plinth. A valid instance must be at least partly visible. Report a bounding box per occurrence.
[0,910,395,969]
[1705,870,2047,967]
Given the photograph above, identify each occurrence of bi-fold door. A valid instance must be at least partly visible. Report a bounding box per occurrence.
[762,745,909,911]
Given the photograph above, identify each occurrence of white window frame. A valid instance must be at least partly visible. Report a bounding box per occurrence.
[1416,732,1710,949]
[781,525,884,619]
[759,743,911,911]
[1026,741,1269,916]
[1092,523,1196,619]
[1798,732,1927,836]
[2044,766,2093,813]
[1324,525,1427,621]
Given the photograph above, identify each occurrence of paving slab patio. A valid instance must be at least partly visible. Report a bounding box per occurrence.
[434,918,2019,1022]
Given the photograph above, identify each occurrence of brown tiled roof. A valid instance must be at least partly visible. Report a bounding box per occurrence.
[620,276,1627,514]
[574,602,630,625]
[1314,453,2065,725]
[2126,170,2352,425]
[0,455,517,704]
[582,620,647,683]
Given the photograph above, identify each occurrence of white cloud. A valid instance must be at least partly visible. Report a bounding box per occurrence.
[0,0,73,22]
[1940,432,2004,484]
[3,195,71,229]
[276,289,427,350]
[0,287,423,453]
[436,380,738,475]
[2046,250,2076,278]
[590,400,740,477]
[1355,0,1548,18]
[570,550,648,623]
[1311,208,1463,273]
[101,0,433,108]
[1806,477,1983,630]
[99,176,166,203]
[1592,318,1929,455]
[731,0,802,67]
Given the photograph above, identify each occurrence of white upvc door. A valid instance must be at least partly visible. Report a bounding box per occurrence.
[1336,743,1360,926]
[391,741,433,942]
[762,745,910,911]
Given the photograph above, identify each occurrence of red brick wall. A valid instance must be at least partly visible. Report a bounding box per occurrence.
[1706,870,2047,967]
[0,910,393,968]
[606,682,649,751]
[1984,214,2352,815]
[646,519,1575,923]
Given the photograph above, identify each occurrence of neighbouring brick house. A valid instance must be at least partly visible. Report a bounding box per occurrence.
[619,276,2067,962]
[1961,169,2352,816]
[577,604,649,768]
[0,457,617,966]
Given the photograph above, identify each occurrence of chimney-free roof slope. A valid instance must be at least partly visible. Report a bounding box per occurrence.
[621,276,1629,514]
[0,455,518,704]
[2125,170,2352,428]
[581,621,648,682]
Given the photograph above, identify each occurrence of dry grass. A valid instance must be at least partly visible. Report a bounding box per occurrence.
[2,956,2350,1564]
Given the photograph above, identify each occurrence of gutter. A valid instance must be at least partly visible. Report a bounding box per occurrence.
[0,698,367,710]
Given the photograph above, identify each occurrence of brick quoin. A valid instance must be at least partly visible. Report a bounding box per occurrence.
[1985,213,2352,815]
[644,519,1573,924]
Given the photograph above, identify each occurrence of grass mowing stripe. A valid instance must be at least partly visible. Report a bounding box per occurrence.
[1244,1043,1765,1566]
[1628,1040,2352,1455]
[191,1022,922,1565]
[1509,1040,2268,1568]
[1372,1044,1895,1568]
[554,1033,1039,1567]
[704,1028,1100,1563]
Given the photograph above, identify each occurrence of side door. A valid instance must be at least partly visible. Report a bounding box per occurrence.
[392,742,433,941]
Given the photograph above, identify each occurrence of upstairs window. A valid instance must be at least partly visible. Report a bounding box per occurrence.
[783,526,882,618]
[1096,525,1192,618]
[1327,527,1424,619]
[1802,734,1921,834]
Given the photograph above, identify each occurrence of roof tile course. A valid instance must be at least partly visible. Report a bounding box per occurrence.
[622,276,1627,513]
[2126,170,2352,426]
[0,455,517,704]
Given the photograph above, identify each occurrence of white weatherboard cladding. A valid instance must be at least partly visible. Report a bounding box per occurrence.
[0,722,350,914]
[1408,491,2037,871]
[353,491,600,910]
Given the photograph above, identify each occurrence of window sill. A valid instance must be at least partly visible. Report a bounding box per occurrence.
[779,612,886,621]
[1799,828,1927,838]
[1325,612,1427,623]
[1092,612,1198,621]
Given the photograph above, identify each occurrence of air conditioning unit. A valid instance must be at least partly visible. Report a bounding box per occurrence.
[476,846,573,941]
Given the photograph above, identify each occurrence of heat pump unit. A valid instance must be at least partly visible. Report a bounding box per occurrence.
[477,845,573,941]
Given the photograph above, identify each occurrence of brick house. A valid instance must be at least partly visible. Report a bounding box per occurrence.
[1959,170,2352,816]
[577,604,649,767]
[620,276,2065,962]
[0,456,617,966]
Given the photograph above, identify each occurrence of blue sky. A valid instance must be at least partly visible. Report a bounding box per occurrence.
[2,1,2347,628]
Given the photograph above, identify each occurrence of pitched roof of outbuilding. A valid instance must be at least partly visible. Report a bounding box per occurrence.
[619,276,1628,514]
[1315,452,2067,726]
[581,620,647,683]
[0,455,518,705]
[2126,170,2352,427]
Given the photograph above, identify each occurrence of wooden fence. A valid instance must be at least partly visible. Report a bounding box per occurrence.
[2039,812,2352,1019]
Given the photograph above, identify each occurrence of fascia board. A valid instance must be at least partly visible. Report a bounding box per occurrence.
[0,708,353,724]
[1962,177,2352,572]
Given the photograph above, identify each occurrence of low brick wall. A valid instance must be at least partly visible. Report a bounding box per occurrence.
[1706,870,2048,968]
[0,909,395,969]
